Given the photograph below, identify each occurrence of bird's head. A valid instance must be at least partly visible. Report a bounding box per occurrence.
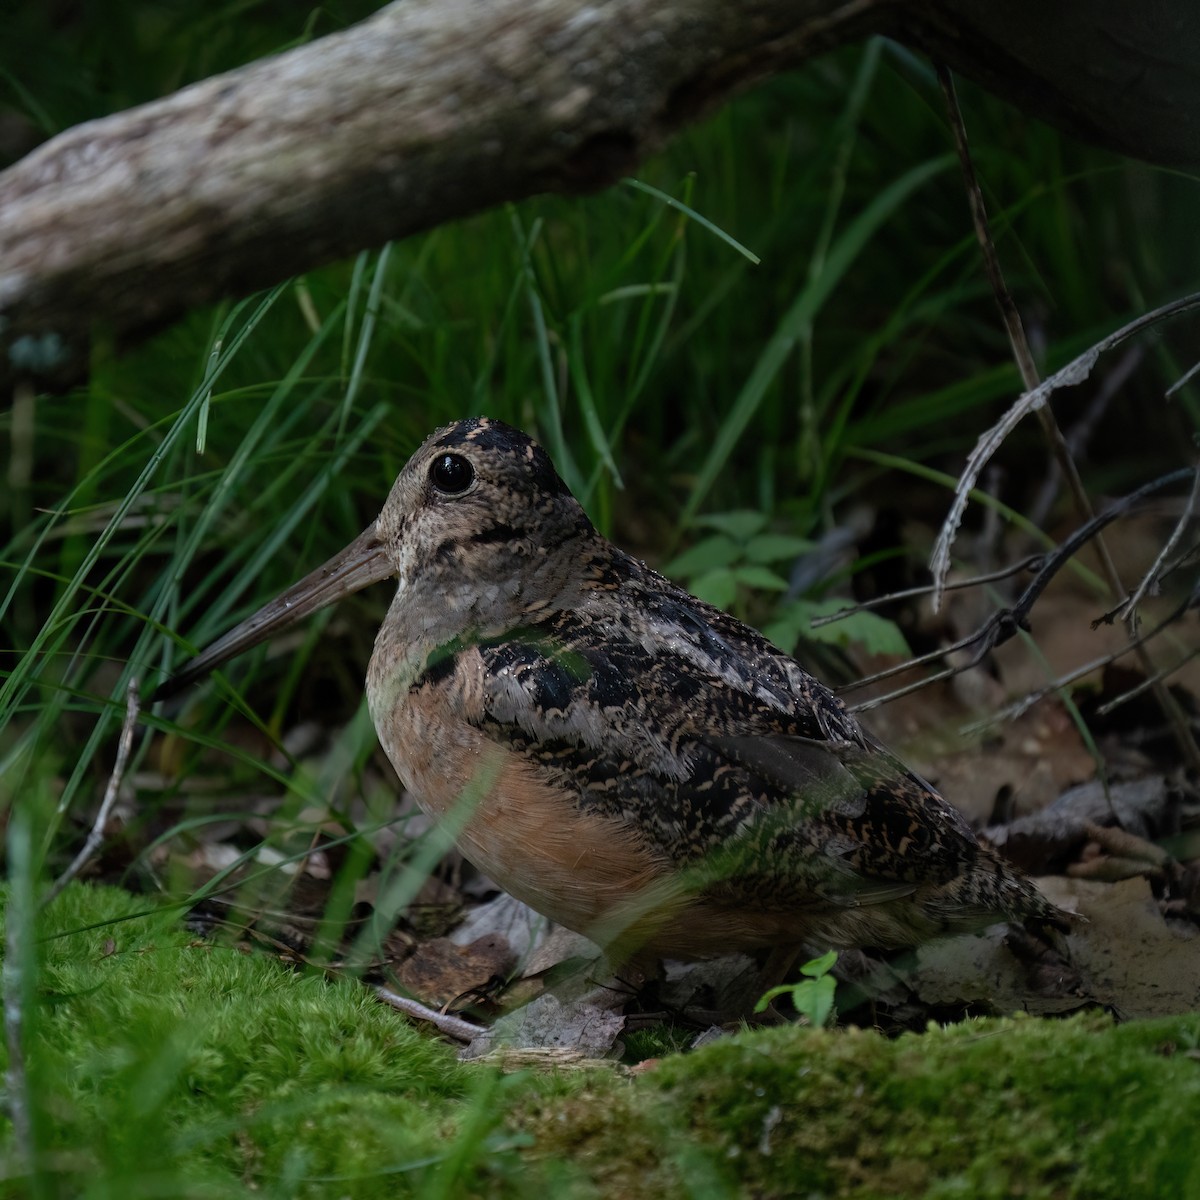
[375,417,595,616]
[156,418,594,697]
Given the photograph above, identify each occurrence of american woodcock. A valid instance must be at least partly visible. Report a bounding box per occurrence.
[162,417,1065,964]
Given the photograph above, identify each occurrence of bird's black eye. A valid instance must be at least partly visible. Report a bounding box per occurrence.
[429,452,475,495]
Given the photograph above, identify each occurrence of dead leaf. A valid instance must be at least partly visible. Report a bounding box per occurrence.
[461,978,627,1060]
[391,935,516,1008]
[1037,875,1200,1018]
[906,925,1083,1017]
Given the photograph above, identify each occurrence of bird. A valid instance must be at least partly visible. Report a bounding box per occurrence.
[161,416,1066,970]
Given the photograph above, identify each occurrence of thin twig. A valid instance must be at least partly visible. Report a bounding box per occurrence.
[965,622,1183,733]
[931,64,1200,607]
[1162,537,1200,581]
[964,583,1200,733]
[935,65,1122,601]
[1027,345,1142,530]
[1095,644,1200,718]
[1091,529,1200,626]
[42,679,140,908]
[809,554,1043,628]
[927,294,1200,608]
[1165,356,1200,399]
[1117,464,1200,624]
[938,67,1040,391]
[843,468,1194,709]
[376,986,487,1043]
[839,628,982,695]
[959,651,1120,731]
[847,660,960,713]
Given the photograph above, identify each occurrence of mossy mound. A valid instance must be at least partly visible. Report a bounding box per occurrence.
[519,1012,1200,1197]
[2,884,1196,1197]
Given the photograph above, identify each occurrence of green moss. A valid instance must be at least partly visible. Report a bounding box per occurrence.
[3,885,1198,1198]
[2,884,471,1196]
[519,1013,1200,1198]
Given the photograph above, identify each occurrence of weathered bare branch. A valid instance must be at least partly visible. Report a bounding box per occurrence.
[0,0,887,387]
[2,0,1198,389]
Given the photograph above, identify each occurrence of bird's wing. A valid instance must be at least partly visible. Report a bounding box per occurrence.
[419,606,981,906]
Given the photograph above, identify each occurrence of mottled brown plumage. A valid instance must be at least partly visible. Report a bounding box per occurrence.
[164,417,1066,963]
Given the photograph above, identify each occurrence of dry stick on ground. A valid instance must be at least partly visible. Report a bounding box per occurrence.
[42,679,141,909]
[935,66,1200,774]
[375,986,486,1043]
[0,0,894,391]
[1069,820,1178,884]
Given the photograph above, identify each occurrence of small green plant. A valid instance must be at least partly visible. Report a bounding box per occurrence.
[755,949,838,1027]
[763,595,911,659]
[661,509,813,611]
[663,510,911,659]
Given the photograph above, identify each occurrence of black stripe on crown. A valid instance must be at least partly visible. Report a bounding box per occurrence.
[432,418,572,499]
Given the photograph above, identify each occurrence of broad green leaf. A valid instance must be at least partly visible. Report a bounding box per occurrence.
[764,599,911,658]
[744,532,816,564]
[693,510,768,542]
[662,535,740,578]
[792,975,837,1028]
[805,607,911,657]
[800,950,838,977]
[762,610,806,654]
[732,565,789,591]
[755,951,838,1025]
[689,567,737,611]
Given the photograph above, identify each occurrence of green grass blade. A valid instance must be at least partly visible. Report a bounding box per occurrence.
[624,177,762,264]
[681,154,955,525]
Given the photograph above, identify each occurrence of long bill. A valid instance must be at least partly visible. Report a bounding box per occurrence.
[155,523,393,700]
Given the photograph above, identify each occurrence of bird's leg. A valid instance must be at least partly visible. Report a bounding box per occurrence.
[756,944,803,994]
